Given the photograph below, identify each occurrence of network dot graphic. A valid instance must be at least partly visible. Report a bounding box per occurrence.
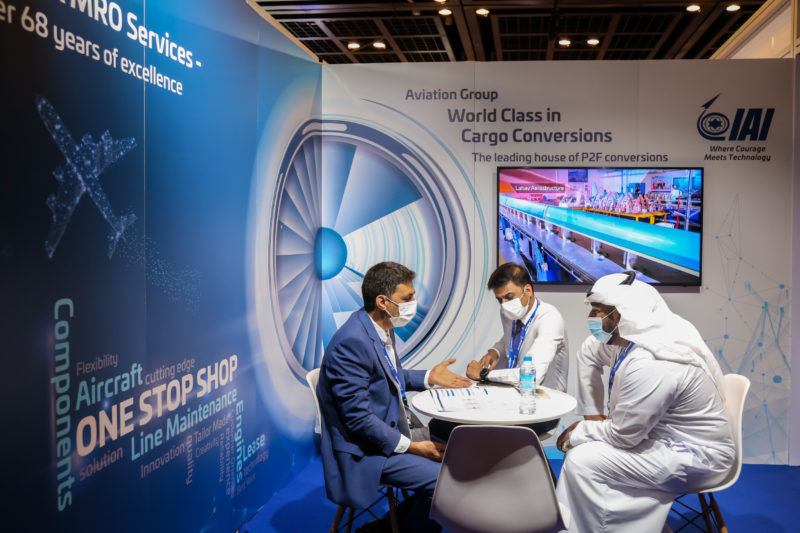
[704,195,790,463]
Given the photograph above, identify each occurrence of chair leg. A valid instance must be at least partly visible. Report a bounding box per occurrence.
[330,505,346,533]
[696,493,714,533]
[708,493,727,533]
[345,508,354,533]
[387,487,400,533]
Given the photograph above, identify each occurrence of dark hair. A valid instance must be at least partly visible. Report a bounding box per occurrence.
[362,262,416,312]
[487,263,533,292]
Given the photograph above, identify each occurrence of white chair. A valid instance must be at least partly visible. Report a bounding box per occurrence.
[670,374,750,533]
[430,425,570,533]
[306,369,402,533]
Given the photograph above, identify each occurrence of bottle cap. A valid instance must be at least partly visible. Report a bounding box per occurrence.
[523,355,532,362]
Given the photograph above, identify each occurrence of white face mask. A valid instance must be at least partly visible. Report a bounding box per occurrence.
[385,297,417,327]
[500,290,531,321]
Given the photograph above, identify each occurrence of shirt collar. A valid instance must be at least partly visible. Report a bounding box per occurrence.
[368,314,390,345]
[521,297,539,323]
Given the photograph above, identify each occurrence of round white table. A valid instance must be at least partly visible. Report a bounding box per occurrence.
[410,384,577,425]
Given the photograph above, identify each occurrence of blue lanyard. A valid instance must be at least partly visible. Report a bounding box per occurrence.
[382,343,415,437]
[508,299,540,368]
[381,344,407,403]
[608,342,635,398]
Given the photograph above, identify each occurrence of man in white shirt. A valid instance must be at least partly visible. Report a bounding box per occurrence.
[430,262,568,438]
[555,272,734,533]
[467,263,568,391]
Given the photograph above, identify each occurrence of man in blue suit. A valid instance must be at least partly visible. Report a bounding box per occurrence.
[317,262,471,532]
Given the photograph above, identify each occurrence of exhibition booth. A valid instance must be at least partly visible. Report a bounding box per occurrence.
[1,0,796,530]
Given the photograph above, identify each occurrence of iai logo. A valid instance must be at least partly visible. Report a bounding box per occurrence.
[697,94,774,141]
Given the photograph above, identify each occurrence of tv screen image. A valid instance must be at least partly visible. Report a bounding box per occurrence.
[498,167,703,285]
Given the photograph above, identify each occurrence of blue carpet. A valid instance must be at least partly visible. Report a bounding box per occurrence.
[667,463,800,532]
[240,455,800,532]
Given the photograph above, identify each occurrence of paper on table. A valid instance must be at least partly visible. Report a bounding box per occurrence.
[430,386,520,412]
[486,368,519,385]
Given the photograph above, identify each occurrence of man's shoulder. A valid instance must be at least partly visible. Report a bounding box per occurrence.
[534,300,566,328]
[332,308,368,335]
[621,346,658,371]
[535,298,561,315]
[620,349,684,389]
[628,344,656,359]
[325,309,374,355]
[579,335,618,359]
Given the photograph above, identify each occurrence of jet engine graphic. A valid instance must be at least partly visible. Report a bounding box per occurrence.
[267,118,464,379]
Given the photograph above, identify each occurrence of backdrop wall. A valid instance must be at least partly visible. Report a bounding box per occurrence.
[290,60,792,465]
[0,0,321,530]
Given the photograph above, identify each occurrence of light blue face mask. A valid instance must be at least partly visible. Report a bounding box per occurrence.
[588,311,617,344]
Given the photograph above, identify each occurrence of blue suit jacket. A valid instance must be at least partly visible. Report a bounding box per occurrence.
[317,308,427,508]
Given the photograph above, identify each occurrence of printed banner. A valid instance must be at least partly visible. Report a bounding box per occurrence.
[1,0,320,530]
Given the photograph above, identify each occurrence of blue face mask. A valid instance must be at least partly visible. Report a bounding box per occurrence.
[588,311,617,344]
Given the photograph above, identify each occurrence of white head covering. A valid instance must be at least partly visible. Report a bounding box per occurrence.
[585,272,725,394]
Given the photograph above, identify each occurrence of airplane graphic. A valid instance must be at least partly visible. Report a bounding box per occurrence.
[36,95,137,259]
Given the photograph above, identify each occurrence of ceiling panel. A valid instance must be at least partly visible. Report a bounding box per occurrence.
[256,1,766,64]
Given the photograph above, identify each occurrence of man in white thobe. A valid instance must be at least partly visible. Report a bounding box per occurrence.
[555,272,734,533]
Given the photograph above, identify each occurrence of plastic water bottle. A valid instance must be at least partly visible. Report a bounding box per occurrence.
[519,355,536,414]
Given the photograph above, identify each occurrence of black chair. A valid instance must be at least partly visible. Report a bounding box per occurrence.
[306,368,404,533]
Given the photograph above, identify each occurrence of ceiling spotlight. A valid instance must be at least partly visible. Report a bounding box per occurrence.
[439,7,452,15]
[434,0,446,3]
[587,37,600,46]
[347,42,361,50]
[558,38,571,47]
[372,41,386,49]
[726,3,741,11]
[476,8,490,16]
[686,4,701,12]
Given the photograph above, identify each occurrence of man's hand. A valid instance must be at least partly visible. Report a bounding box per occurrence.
[429,358,472,388]
[466,351,498,380]
[408,440,446,462]
[466,361,482,380]
[557,421,581,452]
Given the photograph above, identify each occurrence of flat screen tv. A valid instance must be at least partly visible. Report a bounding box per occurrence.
[498,167,703,286]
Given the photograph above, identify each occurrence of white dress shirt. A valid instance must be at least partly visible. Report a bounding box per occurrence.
[488,298,569,392]
[369,316,431,453]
